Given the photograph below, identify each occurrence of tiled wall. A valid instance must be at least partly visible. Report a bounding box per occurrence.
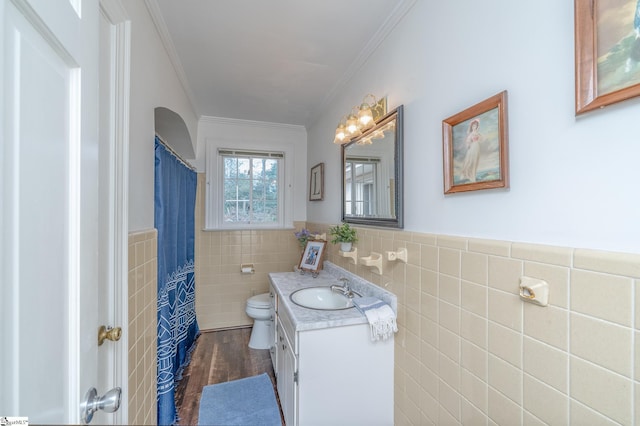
[128,229,158,426]
[194,172,639,424]
[194,173,303,330]
[306,222,640,425]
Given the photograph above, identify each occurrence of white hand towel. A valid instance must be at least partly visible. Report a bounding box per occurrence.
[353,297,398,341]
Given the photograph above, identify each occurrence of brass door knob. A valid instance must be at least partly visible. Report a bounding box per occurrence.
[98,325,122,346]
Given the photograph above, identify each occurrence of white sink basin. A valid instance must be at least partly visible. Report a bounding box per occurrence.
[290,286,360,310]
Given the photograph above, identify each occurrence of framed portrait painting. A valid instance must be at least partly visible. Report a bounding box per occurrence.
[442,91,509,194]
[575,0,640,114]
[298,240,326,272]
[309,162,324,201]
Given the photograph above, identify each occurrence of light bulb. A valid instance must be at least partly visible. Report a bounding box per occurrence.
[346,114,361,137]
[334,124,346,144]
[357,104,374,130]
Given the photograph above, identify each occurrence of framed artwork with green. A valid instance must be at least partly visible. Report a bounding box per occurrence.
[575,0,640,114]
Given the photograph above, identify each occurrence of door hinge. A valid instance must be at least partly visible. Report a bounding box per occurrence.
[293,371,298,384]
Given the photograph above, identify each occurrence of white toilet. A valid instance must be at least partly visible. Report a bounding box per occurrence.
[245,293,272,349]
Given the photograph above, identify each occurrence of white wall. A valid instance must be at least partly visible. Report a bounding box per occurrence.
[307,0,640,254]
[122,1,198,232]
[195,117,308,225]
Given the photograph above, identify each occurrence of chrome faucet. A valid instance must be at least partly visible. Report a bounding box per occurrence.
[331,278,355,298]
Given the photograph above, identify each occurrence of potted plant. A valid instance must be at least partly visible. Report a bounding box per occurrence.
[329,223,358,252]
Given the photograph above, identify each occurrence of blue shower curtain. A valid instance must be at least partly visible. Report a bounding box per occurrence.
[154,136,199,425]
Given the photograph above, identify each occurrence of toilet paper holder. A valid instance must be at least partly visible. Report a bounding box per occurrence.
[519,276,549,306]
[241,263,255,274]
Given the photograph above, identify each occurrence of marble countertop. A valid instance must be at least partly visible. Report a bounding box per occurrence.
[269,261,397,332]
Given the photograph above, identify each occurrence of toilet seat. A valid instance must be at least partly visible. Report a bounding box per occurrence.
[247,293,270,309]
[246,293,273,349]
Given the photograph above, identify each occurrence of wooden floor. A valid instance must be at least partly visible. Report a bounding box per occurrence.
[175,327,282,425]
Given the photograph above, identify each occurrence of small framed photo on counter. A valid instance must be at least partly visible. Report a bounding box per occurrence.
[299,240,326,272]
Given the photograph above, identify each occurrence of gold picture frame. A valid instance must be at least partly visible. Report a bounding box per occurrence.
[575,0,640,114]
[442,91,509,194]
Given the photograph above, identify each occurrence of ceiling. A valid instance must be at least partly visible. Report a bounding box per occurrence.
[149,0,414,128]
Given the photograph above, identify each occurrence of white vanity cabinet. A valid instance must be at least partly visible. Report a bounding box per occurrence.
[276,319,297,425]
[268,288,277,368]
[269,281,394,426]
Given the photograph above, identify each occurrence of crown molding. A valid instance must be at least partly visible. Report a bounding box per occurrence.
[309,0,417,128]
[200,115,307,133]
[99,0,128,23]
[144,0,200,117]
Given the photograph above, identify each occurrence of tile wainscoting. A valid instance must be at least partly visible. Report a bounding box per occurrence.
[305,222,640,425]
[194,173,302,330]
[128,229,157,425]
[192,172,639,424]
[193,225,303,329]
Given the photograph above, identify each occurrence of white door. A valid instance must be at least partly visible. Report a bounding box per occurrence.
[1,0,110,423]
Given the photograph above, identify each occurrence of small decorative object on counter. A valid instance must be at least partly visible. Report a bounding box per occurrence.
[329,223,358,252]
[294,228,316,250]
[298,240,327,277]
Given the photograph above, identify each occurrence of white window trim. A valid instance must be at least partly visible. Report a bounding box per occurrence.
[205,138,294,230]
[218,149,284,228]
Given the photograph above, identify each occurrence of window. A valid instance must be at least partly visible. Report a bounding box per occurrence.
[203,121,304,231]
[219,149,284,227]
[345,157,379,217]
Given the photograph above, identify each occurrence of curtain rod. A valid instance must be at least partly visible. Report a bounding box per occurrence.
[155,135,196,172]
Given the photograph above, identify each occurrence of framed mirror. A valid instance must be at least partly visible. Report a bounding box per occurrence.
[342,105,403,228]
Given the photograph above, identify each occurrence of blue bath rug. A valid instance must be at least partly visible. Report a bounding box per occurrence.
[198,373,281,426]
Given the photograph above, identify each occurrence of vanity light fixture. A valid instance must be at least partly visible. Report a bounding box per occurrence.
[333,95,387,145]
[345,108,362,138]
[333,116,348,144]
[357,94,377,130]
